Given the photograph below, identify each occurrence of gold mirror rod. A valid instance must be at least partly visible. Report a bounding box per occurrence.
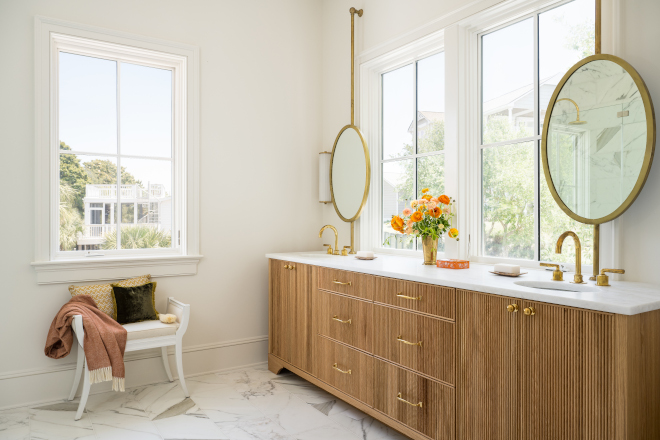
[350,7,363,126]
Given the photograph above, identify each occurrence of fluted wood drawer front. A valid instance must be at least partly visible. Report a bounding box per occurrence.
[318,267,373,300]
[316,336,373,405]
[374,358,454,440]
[373,304,455,385]
[374,277,455,321]
[316,290,372,353]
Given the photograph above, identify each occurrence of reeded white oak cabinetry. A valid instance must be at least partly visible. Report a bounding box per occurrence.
[268,259,660,440]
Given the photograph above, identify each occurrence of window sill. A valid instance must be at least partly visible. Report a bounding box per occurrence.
[31,255,203,285]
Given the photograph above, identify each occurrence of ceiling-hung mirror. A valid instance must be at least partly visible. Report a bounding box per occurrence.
[330,7,370,254]
[541,53,656,279]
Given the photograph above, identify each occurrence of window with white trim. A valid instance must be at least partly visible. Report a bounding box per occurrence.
[381,52,446,252]
[34,18,199,278]
[479,0,595,265]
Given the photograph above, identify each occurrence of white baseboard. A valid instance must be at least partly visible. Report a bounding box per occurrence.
[0,335,268,410]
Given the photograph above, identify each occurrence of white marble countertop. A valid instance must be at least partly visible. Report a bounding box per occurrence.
[265,251,660,315]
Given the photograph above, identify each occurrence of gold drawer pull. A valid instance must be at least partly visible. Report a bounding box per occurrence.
[397,335,422,347]
[332,315,352,324]
[396,293,422,301]
[283,264,295,270]
[397,392,423,408]
[332,363,351,374]
[333,279,352,286]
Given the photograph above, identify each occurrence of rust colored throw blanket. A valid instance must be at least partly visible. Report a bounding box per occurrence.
[45,295,127,391]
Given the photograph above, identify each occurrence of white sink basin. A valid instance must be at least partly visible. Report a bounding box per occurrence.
[298,253,335,258]
[514,280,599,293]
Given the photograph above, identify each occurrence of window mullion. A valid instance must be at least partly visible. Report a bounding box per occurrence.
[533,13,540,262]
[413,60,419,250]
[116,61,122,251]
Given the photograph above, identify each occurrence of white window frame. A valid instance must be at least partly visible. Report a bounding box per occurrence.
[33,16,201,284]
[456,0,621,271]
[358,31,447,258]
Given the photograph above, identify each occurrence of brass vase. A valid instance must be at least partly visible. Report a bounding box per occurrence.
[422,236,438,265]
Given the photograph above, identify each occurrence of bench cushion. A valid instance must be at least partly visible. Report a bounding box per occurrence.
[124,320,179,341]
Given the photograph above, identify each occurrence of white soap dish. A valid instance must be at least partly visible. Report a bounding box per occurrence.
[355,256,377,260]
[489,271,527,277]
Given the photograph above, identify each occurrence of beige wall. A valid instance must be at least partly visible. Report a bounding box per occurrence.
[0,0,323,408]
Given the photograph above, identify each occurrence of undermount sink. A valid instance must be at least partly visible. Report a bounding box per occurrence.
[299,253,335,258]
[514,280,599,293]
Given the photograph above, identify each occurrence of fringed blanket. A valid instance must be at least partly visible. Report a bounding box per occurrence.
[45,295,127,391]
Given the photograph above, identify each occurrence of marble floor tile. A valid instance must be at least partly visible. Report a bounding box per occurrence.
[29,409,96,440]
[288,423,360,440]
[131,381,191,420]
[215,415,293,440]
[264,396,340,436]
[0,408,30,440]
[153,413,228,440]
[91,412,162,440]
[194,387,263,423]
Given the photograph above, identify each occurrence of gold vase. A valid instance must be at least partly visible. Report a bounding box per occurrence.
[422,236,438,265]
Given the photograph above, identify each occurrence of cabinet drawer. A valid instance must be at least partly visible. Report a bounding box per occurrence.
[373,305,455,385]
[316,336,373,405]
[374,358,454,440]
[318,267,373,300]
[375,277,455,320]
[316,290,372,353]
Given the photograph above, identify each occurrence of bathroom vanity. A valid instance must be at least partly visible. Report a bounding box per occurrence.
[266,252,660,440]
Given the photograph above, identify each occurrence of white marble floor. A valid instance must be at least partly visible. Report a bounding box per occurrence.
[0,365,410,440]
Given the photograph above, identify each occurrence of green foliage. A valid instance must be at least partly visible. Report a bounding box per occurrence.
[59,182,83,251]
[411,211,452,241]
[84,160,141,186]
[59,142,89,216]
[101,225,171,250]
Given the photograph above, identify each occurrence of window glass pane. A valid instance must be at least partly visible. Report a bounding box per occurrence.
[417,53,445,153]
[383,64,414,159]
[417,154,446,253]
[119,158,173,250]
[120,63,173,158]
[539,0,595,132]
[482,18,534,144]
[59,53,117,154]
[482,142,535,259]
[59,153,117,251]
[382,160,414,250]
[121,203,135,224]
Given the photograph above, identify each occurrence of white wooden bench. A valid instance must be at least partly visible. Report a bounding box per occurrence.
[67,297,190,420]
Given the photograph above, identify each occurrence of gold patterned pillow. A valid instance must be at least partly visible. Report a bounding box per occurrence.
[69,275,151,319]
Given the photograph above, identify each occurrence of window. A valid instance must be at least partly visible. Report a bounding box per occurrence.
[480,0,595,265]
[34,17,200,282]
[381,52,446,252]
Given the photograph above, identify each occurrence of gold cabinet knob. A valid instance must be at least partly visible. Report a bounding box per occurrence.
[507,304,519,313]
[523,307,536,316]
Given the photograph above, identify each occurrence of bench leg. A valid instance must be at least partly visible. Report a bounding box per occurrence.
[68,345,84,401]
[174,343,189,397]
[75,360,91,421]
[161,347,173,382]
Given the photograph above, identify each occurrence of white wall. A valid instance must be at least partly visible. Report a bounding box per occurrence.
[0,0,323,408]
[321,0,660,286]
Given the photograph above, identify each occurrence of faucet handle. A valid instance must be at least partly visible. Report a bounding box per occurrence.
[323,244,333,255]
[341,246,351,256]
[540,263,564,281]
[597,268,625,286]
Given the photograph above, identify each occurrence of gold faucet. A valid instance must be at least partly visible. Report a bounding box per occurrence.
[596,268,625,286]
[319,225,341,255]
[555,231,585,284]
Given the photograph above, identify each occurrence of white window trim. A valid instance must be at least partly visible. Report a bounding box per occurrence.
[454,0,623,271]
[358,31,447,258]
[32,16,201,284]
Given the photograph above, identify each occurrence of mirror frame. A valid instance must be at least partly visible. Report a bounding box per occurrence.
[541,54,656,225]
[330,124,371,223]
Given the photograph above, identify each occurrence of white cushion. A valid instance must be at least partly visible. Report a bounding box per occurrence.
[123,320,179,341]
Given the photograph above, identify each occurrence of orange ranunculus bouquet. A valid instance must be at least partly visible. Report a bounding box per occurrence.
[390,189,459,242]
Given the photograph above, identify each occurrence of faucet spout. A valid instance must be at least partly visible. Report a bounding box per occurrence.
[319,225,340,255]
[555,231,584,284]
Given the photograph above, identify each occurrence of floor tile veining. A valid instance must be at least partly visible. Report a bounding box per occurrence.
[0,365,410,440]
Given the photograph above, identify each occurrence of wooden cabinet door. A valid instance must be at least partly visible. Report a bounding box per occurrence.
[457,290,520,440]
[520,301,614,440]
[269,259,289,361]
[287,262,312,372]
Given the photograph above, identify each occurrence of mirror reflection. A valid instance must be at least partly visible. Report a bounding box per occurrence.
[331,126,369,221]
[546,59,649,221]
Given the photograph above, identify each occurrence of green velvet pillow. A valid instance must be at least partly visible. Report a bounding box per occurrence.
[110,282,159,324]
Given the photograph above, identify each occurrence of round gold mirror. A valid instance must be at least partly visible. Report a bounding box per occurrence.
[541,54,656,225]
[330,124,370,222]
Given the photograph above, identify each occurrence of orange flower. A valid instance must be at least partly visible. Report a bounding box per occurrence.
[438,195,450,205]
[421,188,429,193]
[391,216,404,232]
[411,211,423,222]
[428,207,441,218]
[422,194,432,201]
[448,228,459,239]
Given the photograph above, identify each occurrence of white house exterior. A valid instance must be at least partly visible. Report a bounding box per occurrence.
[76,183,172,250]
